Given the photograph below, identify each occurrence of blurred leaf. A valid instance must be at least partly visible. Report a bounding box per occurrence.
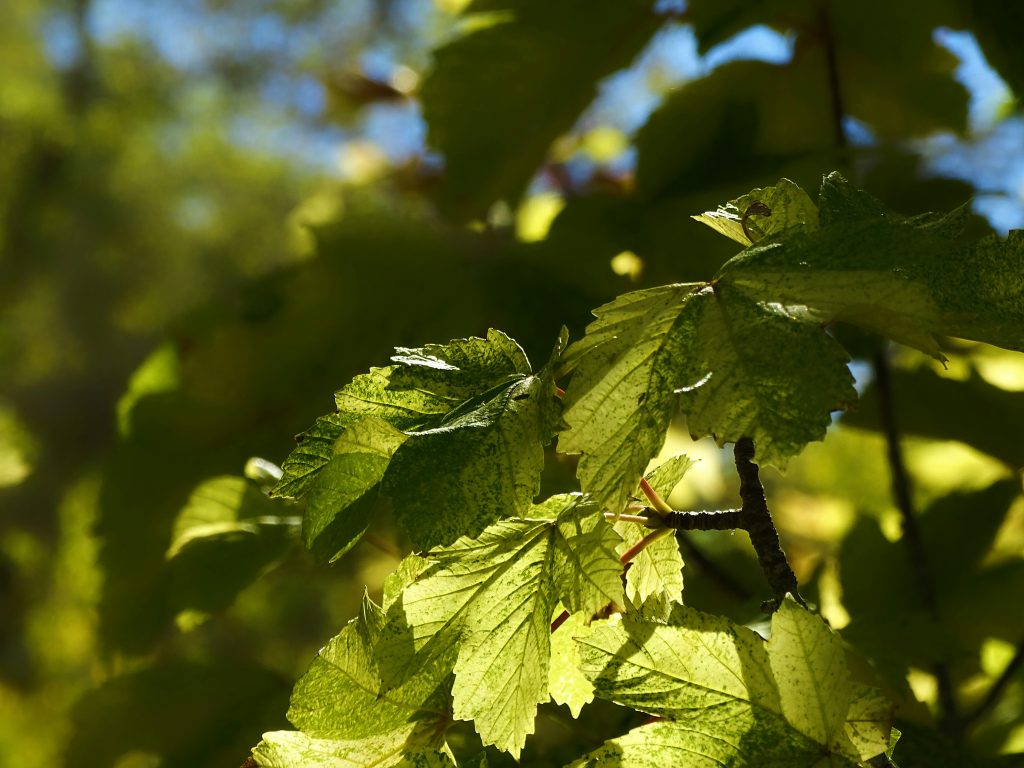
[167,475,295,557]
[838,480,1021,681]
[686,0,809,53]
[845,367,1024,469]
[65,660,289,768]
[635,58,837,200]
[969,0,1024,99]
[165,475,297,615]
[422,0,663,220]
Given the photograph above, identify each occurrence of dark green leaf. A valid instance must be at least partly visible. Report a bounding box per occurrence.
[422,0,663,220]
[66,661,289,768]
[845,366,1024,469]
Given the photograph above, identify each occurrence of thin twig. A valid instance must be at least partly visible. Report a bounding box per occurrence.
[819,4,850,158]
[873,349,960,732]
[665,508,743,531]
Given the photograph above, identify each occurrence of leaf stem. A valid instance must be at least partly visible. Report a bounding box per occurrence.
[603,512,656,526]
[619,527,672,564]
[873,349,960,732]
[639,477,673,517]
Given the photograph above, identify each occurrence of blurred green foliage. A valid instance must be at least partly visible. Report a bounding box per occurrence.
[1,0,1024,765]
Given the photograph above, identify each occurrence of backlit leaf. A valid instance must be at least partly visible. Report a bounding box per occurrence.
[375,495,623,757]
[573,600,892,765]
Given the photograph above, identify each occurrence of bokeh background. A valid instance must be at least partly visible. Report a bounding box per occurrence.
[2,0,1024,765]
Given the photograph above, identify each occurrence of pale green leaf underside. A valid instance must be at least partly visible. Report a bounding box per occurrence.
[614,520,683,607]
[574,600,892,766]
[559,283,703,514]
[549,611,597,717]
[375,496,623,758]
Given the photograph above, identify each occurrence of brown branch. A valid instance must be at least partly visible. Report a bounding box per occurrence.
[665,508,743,531]
[734,438,805,608]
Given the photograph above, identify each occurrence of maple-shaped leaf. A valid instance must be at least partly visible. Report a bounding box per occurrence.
[561,173,1024,512]
[572,599,893,766]
[273,329,559,555]
[253,595,451,768]
[375,495,623,758]
[560,280,854,512]
[720,174,1024,358]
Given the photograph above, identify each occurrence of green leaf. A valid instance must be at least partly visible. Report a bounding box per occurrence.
[558,283,700,513]
[421,0,663,220]
[303,417,406,562]
[767,600,854,750]
[562,173,1024,511]
[692,177,820,246]
[254,597,450,768]
[722,174,1024,358]
[274,330,555,555]
[384,372,553,549]
[164,476,297,616]
[66,661,289,768]
[275,330,529,501]
[548,611,597,718]
[561,281,855,510]
[573,601,893,766]
[614,522,683,609]
[643,454,696,500]
[376,495,623,757]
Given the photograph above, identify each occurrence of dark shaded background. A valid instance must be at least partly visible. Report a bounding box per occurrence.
[2,0,1024,765]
